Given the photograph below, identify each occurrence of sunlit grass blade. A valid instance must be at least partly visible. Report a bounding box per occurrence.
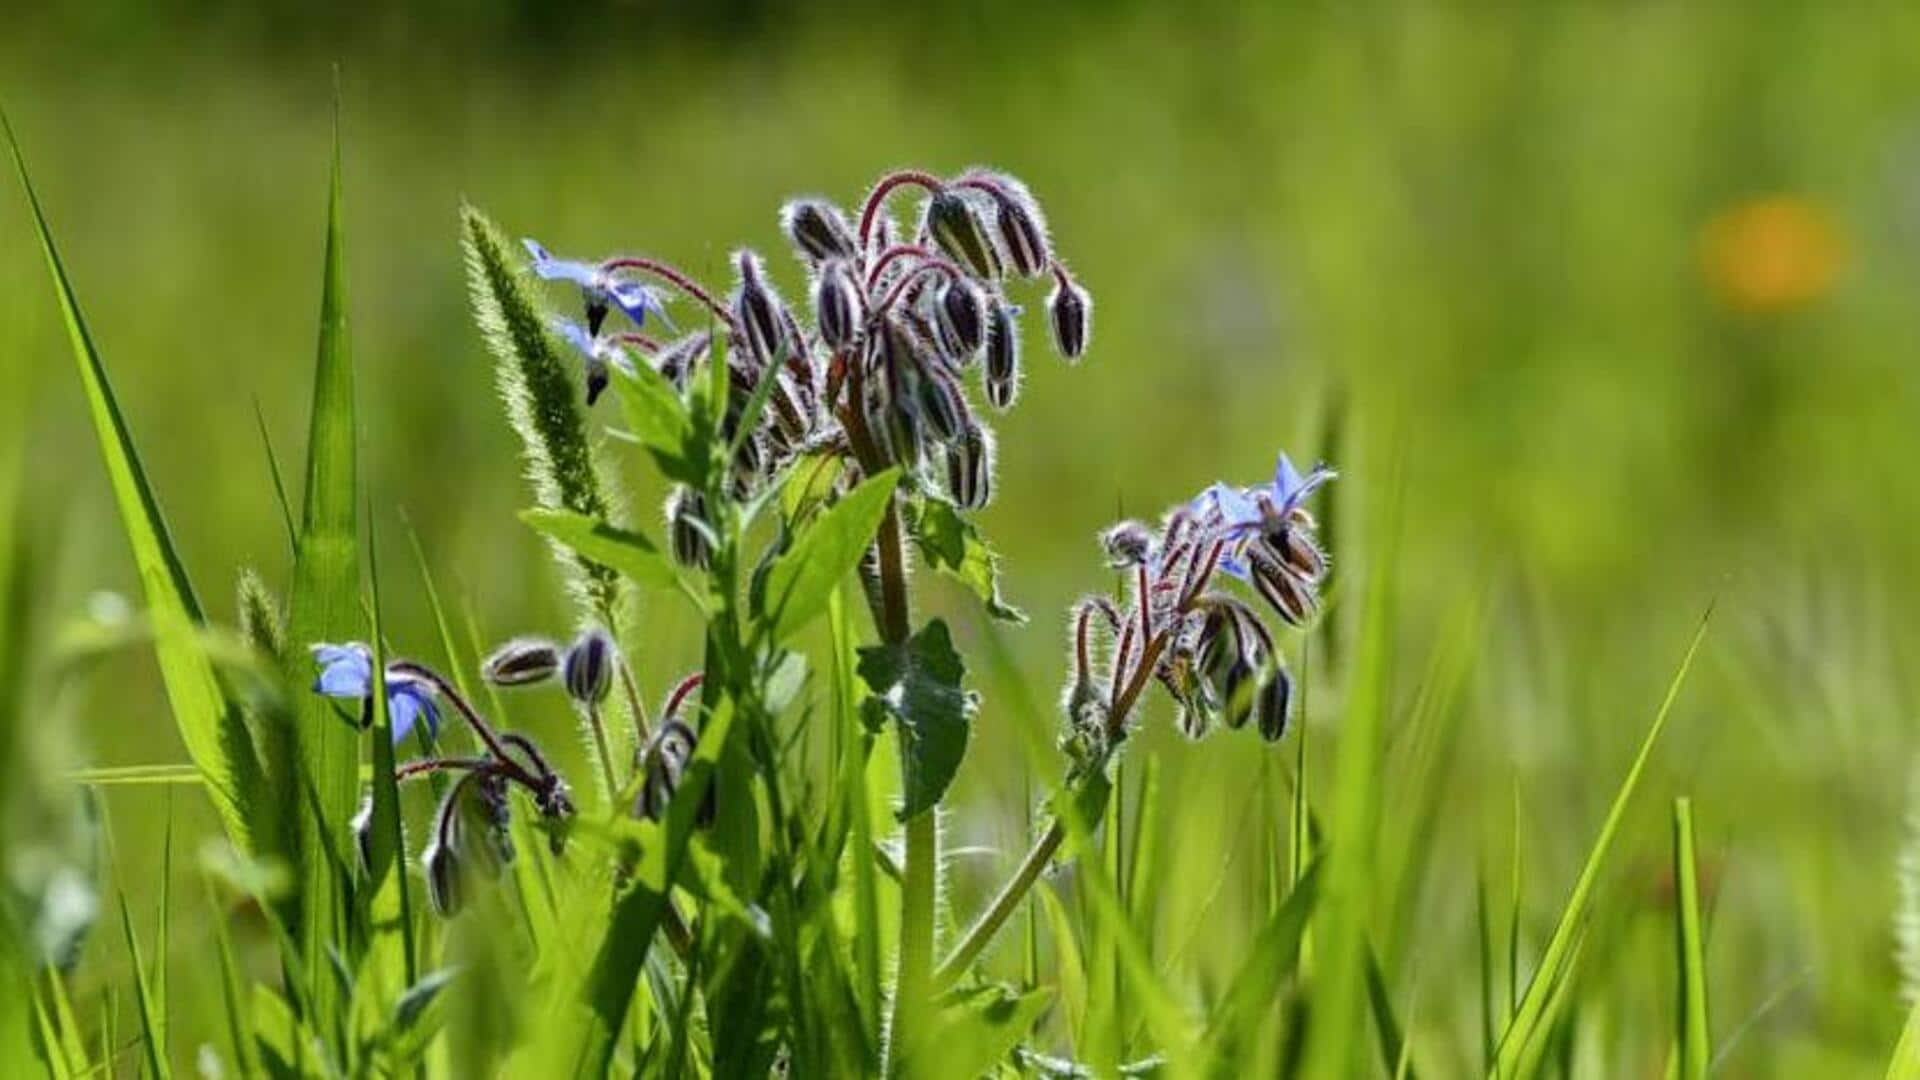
[117,894,171,1080]
[1197,859,1321,1068]
[3,106,263,853]
[1366,942,1418,1079]
[1477,863,1496,1072]
[363,521,417,1013]
[254,395,297,557]
[1491,606,1713,1078]
[66,764,205,787]
[1300,433,1403,1077]
[1671,797,1709,1080]
[205,876,264,1077]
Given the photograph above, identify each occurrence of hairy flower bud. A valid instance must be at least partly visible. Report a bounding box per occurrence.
[563,627,615,706]
[925,190,1003,280]
[993,182,1052,278]
[933,280,986,361]
[481,637,563,687]
[1047,275,1092,362]
[654,331,712,391]
[1100,521,1155,567]
[947,423,996,511]
[1256,666,1293,742]
[813,259,861,350]
[423,841,462,918]
[983,302,1021,410]
[1266,525,1328,584]
[666,486,714,569]
[1249,548,1320,628]
[637,719,699,822]
[780,198,858,263]
[915,364,970,443]
[731,250,791,367]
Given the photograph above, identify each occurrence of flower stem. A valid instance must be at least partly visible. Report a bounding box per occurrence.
[934,819,1064,988]
[582,700,620,807]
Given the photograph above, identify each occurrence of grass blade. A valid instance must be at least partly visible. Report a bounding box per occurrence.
[1673,797,1709,1080]
[117,894,172,1080]
[363,522,417,1012]
[3,107,262,853]
[1491,606,1713,1077]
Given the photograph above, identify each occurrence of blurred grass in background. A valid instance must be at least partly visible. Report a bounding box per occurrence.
[5,1,1920,1073]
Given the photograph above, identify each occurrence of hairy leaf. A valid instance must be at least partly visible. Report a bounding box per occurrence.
[763,468,900,644]
[857,618,973,820]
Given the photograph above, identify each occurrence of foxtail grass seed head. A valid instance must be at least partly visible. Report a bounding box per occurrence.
[732,250,791,368]
[947,423,996,510]
[934,280,986,360]
[563,628,615,706]
[482,637,563,687]
[814,259,861,349]
[1047,274,1092,361]
[423,841,463,918]
[983,301,1021,410]
[780,198,859,263]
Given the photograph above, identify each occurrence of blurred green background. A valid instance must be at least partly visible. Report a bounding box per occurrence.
[5,1,1920,1073]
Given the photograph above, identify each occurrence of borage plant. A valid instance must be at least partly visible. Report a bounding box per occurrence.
[436,167,1336,1075]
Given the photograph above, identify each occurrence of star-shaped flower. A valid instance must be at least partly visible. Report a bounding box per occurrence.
[524,238,676,336]
[311,642,441,744]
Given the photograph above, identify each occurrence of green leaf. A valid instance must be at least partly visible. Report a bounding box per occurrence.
[1673,797,1710,1080]
[857,619,973,821]
[763,468,900,644]
[909,497,1025,623]
[4,107,262,853]
[116,895,171,1080]
[1199,860,1321,1063]
[905,984,1052,1078]
[520,509,679,592]
[361,526,416,1025]
[1491,607,1712,1077]
[608,361,699,484]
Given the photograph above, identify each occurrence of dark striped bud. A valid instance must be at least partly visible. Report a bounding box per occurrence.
[933,280,986,361]
[460,772,516,879]
[1265,525,1327,584]
[731,250,791,368]
[983,302,1021,410]
[1196,602,1268,730]
[481,637,562,687]
[780,198,858,263]
[654,331,712,391]
[947,424,995,511]
[924,190,1003,280]
[729,430,767,500]
[766,371,814,446]
[666,486,714,569]
[1100,521,1154,568]
[881,377,926,470]
[563,627,615,706]
[915,364,971,443]
[1256,666,1293,742]
[1249,548,1320,628]
[423,841,462,917]
[813,259,861,350]
[992,181,1052,278]
[1047,275,1092,362]
[584,353,612,407]
[637,719,698,822]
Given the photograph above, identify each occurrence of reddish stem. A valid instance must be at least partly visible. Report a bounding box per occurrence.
[599,256,734,326]
[858,170,945,251]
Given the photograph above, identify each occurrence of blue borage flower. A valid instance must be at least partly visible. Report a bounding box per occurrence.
[523,238,677,337]
[311,642,441,744]
[1192,452,1336,581]
[551,317,641,406]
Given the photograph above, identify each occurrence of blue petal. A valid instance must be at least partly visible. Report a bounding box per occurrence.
[388,684,440,745]
[609,282,678,333]
[1283,464,1337,512]
[522,238,598,286]
[1272,453,1305,502]
[311,643,372,698]
[552,317,597,357]
[1209,483,1264,528]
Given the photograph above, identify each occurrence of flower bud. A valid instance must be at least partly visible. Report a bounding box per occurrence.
[946,423,996,511]
[423,841,463,917]
[654,331,712,391]
[731,250,791,367]
[1047,275,1092,362]
[1265,525,1327,584]
[1249,549,1320,628]
[1256,666,1293,743]
[983,302,1021,411]
[933,280,986,361]
[563,627,616,706]
[481,637,563,687]
[915,365,970,443]
[924,190,1003,280]
[666,486,714,569]
[1100,520,1155,568]
[813,259,861,350]
[881,380,926,471]
[637,718,699,822]
[780,198,858,263]
[992,182,1052,278]
[1177,703,1211,741]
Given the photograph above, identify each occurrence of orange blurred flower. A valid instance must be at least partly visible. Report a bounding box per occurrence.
[1698,195,1845,314]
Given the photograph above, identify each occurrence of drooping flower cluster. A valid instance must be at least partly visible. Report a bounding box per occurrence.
[522,166,1092,537]
[1059,452,1335,770]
